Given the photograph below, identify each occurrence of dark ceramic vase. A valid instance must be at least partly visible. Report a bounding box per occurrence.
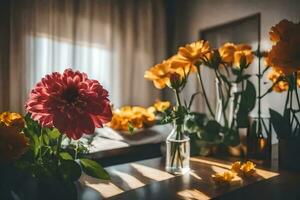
[279,138,300,171]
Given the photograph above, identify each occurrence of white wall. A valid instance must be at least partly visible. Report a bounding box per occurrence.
[174,0,300,142]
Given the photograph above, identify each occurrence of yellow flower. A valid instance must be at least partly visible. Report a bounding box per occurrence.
[268,69,289,93]
[153,100,171,112]
[108,106,156,131]
[0,112,25,131]
[0,112,29,161]
[233,44,253,68]
[219,43,237,63]
[218,43,253,67]
[240,161,256,177]
[212,171,235,185]
[144,60,173,89]
[231,161,241,173]
[178,40,211,64]
[170,55,197,75]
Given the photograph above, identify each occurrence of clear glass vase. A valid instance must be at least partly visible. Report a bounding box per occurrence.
[165,124,190,175]
[215,78,238,127]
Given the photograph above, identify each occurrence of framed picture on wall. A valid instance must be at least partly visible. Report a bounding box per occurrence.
[199,13,260,49]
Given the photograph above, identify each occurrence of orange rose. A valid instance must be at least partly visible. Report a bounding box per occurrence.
[269,19,300,43]
[268,37,300,74]
[268,19,300,74]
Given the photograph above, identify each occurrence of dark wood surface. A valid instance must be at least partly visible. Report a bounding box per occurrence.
[79,148,300,200]
[89,143,163,167]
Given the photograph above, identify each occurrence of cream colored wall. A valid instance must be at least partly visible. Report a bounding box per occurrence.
[174,0,300,143]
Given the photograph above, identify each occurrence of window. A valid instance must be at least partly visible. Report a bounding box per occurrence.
[27,35,112,93]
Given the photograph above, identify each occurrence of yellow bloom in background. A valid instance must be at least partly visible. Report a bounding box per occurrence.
[108,106,156,132]
[178,40,211,64]
[153,100,171,112]
[0,112,29,162]
[0,112,25,131]
[144,60,174,89]
[240,161,256,177]
[212,171,235,185]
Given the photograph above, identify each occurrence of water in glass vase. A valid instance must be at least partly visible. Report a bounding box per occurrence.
[165,126,190,175]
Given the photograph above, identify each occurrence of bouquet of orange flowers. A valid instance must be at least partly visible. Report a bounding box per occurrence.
[263,19,300,139]
[145,39,256,149]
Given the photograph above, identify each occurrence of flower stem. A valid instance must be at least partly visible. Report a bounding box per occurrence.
[294,72,300,110]
[56,134,63,158]
[174,88,182,107]
[196,66,215,118]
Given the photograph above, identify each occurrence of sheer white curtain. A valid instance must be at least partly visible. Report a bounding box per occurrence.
[9,0,166,112]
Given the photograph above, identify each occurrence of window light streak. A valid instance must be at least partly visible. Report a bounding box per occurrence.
[80,175,123,198]
[131,163,174,181]
[189,170,202,180]
[111,170,145,189]
[177,189,210,200]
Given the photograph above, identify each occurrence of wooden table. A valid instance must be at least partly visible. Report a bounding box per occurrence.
[79,155,300,200]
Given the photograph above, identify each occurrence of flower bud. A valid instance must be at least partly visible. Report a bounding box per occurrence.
[169,72,182,89]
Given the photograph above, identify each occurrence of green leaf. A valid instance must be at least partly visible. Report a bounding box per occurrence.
[79,158,110,180]
[128,123,135,134]
[269,108,291,139]
[60,160,82,182]
[59,152,73,160]
[184,112,207,133]
[223,129,240,146]
[219,74,230,86]
[42,132,49,146]
[24,113,41,136]
[236,112,249,128]
[237,80,256,128]
[202,120,221,142]
[188,92,201,109]
[48,128,61,139]
[236,74,251,83]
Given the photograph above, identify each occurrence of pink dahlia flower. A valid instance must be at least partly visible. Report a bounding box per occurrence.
[26,69,112,140]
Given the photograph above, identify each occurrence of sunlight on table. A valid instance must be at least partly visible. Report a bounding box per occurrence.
[177,189,210,200]
[80,175,124,198]
[131,163,174,181]
[111,170,145,189]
